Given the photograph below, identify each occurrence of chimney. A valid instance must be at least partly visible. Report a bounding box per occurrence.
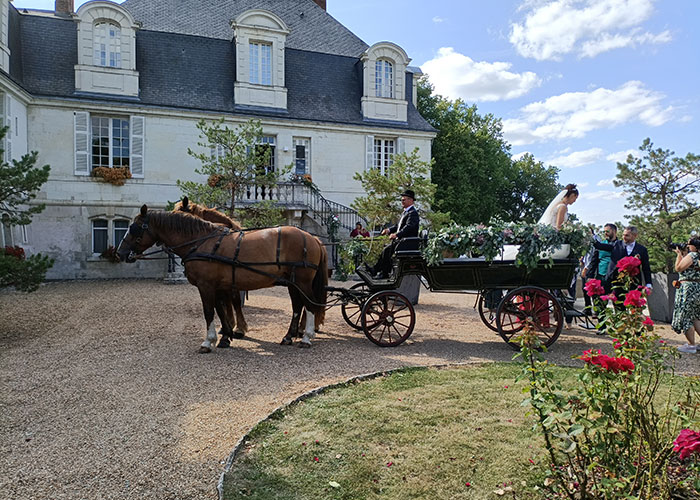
[313,0,326,10]
[55,0,74,15]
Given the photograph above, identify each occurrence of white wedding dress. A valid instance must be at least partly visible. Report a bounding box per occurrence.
[499,190,571,260]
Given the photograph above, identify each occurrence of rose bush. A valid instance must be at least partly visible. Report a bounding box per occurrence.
[516,256,700,498]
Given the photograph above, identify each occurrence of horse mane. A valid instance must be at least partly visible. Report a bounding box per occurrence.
[173,200,242,230]
[148,210,221,237]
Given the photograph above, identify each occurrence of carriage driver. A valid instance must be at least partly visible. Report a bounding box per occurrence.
[366,189,420,279]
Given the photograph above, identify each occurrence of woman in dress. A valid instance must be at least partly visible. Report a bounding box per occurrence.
[501,183,579,260]
[538,183,579,230]
[671,237,700,353]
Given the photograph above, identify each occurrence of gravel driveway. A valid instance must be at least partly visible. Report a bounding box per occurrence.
[1,279,697,499]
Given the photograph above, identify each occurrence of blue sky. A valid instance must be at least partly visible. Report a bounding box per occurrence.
[15,0,699,226]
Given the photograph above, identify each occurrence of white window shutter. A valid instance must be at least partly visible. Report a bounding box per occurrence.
[397,138,406,155]
[4,94,11,162]
[130,115,145,178]
[74,111,90,176]
[365,135,374,171]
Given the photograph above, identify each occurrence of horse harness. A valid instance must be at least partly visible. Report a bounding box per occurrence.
[179,226,319,287]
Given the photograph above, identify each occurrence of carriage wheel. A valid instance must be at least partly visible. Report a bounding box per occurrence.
[341,283,369,331]
[477,290,501,332]
[361,291,415,347]
[496,286,563,350]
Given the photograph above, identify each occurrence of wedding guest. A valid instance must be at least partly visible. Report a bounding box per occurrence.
[588,223,618,293]
[592,226,652,310]
[672,237,700,354]
[350,222,370,238]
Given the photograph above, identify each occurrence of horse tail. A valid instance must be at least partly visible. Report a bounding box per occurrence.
[311,240,328,327]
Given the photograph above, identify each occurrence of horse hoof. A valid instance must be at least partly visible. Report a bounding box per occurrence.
[280,338,293,346]
[232,330,245,339]
[198,346,211,354]
[217,339,231,348]
[298,342,312,349]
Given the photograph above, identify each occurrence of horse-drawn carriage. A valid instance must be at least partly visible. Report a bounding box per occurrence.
[117,203,589,352]
[327,240,584,350]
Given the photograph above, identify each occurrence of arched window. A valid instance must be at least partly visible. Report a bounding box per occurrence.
[375,59,393,98]
[93,22,121,68]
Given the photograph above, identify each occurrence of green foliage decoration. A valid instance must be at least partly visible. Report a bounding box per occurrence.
[422,220,591,270]
[336,235,389,281]
[516,262,700,499]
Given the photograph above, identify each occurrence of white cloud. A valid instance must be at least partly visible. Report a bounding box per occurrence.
[583,190,625,200]
[432,16,445,23]
[680,115,693,123]
[597,178,616,186]
[421,47,542,102]
[509,0,672,60]
[605,149,637,163]
[502,81,673,145]
[546,147,604,168]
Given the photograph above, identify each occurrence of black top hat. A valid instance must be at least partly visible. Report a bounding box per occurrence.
[400,189,415,200]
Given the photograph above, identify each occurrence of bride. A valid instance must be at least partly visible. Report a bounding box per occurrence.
[501,183,579,260]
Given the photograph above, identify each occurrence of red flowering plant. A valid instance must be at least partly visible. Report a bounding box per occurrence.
[515,256,700,498]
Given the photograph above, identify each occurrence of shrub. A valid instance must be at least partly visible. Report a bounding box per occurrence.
[516,258,700,498]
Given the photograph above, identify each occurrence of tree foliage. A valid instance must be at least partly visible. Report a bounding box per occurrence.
[417,77,559,225]
[176,118,285,216]
[0,126,53,291]
[351,148,449,231]
[503,153,561,224]
[614,138,700,272]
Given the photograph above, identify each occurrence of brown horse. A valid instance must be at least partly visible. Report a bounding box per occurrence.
[117,205,328,352]
[172,197,326,336]
[173,197,248,338]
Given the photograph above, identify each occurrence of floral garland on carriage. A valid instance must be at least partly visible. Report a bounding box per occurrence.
[422,220,592,270]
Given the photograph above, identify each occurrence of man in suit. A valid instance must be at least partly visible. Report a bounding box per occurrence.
[592,226,652,305]
[367,189,420,279]
[587,223,618,293]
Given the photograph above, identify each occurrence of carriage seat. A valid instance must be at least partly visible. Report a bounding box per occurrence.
[394,236,424,257]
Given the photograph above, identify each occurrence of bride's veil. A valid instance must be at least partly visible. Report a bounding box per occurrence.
[537,189,567,226]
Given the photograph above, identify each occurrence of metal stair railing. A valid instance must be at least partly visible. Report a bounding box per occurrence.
[235,182,368,235]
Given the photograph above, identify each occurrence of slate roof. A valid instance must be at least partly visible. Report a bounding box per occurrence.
[121,0,369,58]
[8,3,435,133]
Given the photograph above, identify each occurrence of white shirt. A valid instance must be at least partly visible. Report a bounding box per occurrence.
[625,241,635,255]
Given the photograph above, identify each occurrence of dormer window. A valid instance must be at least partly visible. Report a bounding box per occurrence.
[93,22,122,68]
[375,59,393,98]
[361,42,410,122]
[75,2,139,97]
[249,41,272,86]
[232,9,289,110]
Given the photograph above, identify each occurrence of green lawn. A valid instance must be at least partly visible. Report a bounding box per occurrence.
[222,363,566,500]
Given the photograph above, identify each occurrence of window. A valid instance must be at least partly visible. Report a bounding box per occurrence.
[249,41,272,86]
[91,116,130,169]
[114,220,128,248]
[93,22,121,68]
[254,136,276,174]
[1,220,13,247]
[293,138,310,175]
[92,218,127,254]
[373,138,395,175]
[375,59,393,98]
[92,219,108,253]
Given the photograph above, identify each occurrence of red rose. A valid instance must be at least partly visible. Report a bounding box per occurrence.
[617,256,641,276]
[673,429,700,460]
[584,279,605,297]
[580,349,601,362]
[624,289,646,308]
[642,316,654,327]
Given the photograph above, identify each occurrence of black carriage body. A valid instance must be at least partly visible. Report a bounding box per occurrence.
[388,253,577,292]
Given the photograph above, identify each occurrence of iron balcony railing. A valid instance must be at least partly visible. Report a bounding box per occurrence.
[235,182,368,235]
